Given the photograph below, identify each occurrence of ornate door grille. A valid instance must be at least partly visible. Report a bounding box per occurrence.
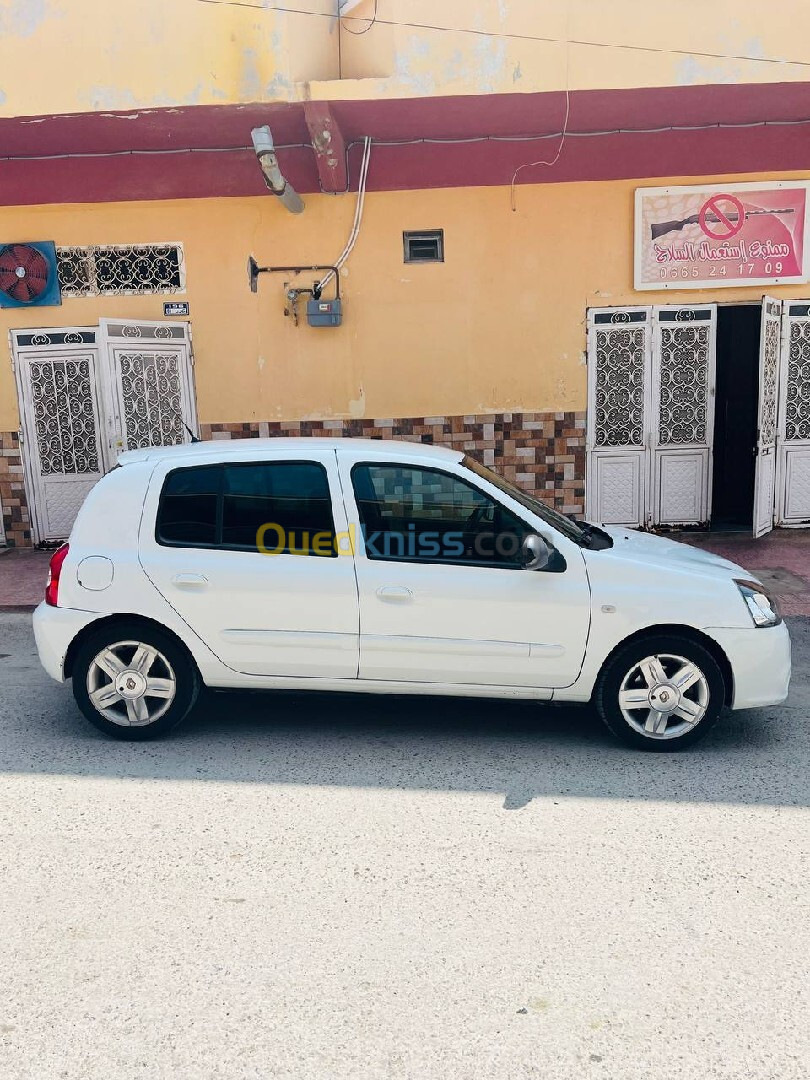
[586,308,651,527]
[118,353,186,449]
[592,312,648,448]
[29,357,100,475]
[777,303,810,524]
[656,321,710,446]
[99,318,197,458]
[588,300,810,533]
[587,305,719,530]
[12,330,107,543]
[784,313,810,442]
[11,320,196,543]
[651,306,716,527]
[753,298,782,538]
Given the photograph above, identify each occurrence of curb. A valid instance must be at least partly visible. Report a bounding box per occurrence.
[0,604,37,614]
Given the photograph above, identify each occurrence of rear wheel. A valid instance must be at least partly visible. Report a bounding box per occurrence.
[72,621,200,740]
[595,634,726,751]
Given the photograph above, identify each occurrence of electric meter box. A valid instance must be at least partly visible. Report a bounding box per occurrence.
[307,297,343,327]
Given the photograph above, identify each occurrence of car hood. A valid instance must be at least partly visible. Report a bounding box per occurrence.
[592,526,755,581]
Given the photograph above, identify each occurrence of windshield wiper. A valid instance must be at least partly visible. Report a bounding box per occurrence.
[566,516,613,550]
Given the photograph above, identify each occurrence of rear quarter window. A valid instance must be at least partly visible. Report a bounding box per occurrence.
[157,465,221,546]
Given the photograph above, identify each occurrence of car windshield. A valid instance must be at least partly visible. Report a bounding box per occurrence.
[462,455,591,545]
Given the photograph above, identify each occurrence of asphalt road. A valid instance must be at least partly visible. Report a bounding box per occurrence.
[1,612,809,1080]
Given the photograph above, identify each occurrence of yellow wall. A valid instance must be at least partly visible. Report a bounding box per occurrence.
[0,0,338,116]
[333,0,810,99]
[3,170,810,434]
[3,0,810,117]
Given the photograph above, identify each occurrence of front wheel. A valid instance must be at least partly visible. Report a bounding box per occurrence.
[594,634,726,751]
[72,621,201,740]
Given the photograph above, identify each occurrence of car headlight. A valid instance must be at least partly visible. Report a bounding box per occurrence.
[735,579,781,628]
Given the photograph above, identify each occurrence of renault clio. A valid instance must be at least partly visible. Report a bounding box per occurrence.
[33,439,790,749]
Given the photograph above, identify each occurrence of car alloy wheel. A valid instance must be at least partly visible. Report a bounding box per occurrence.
[86,640,177,727]
[594,633,726,751]
[617,652,709,740]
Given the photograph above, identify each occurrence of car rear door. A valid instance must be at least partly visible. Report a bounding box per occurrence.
[138,448,359,679]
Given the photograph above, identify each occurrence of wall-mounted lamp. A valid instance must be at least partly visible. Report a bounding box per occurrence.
[250,126,305,214]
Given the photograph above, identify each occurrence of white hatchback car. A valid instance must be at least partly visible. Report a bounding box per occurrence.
[34,438,790,749]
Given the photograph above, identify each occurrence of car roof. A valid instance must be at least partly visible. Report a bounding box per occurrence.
[116,437,464,466]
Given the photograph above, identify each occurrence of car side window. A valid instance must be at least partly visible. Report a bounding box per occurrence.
[351,463,532,567]
[158,465,221,546]
[157,461,337,556]
[222,461,336,553]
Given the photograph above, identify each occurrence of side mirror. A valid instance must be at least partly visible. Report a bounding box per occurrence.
[521,533,552,571]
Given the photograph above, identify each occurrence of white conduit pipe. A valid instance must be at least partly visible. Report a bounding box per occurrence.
[318,137,372,292]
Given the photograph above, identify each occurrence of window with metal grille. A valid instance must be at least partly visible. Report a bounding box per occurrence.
[403,230,444,264]
[56,244,186,297]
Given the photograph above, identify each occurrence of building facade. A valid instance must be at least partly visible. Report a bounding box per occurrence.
[1,0,810,545]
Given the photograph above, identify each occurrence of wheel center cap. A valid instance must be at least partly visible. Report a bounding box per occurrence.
[649,683,680,713]
[115,669,147,699]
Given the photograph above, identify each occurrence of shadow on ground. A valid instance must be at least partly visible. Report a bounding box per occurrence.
[1,614,808,810]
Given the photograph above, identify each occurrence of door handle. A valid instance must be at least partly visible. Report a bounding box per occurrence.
[172,573,209,590]
[376,585,413,602]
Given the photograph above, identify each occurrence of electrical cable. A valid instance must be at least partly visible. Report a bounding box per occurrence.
[510,0,571,210]
[345,115,810,148]
[338,137,371,263]
[341,0,378,37]
[5,116,810,166]
[319,135,372,291]
[509,86,570,209]
[185,0,810,70]
[0,143,311,163]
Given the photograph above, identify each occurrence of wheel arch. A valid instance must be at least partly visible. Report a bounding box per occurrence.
[594,624,734,707]
[63,612,201,681]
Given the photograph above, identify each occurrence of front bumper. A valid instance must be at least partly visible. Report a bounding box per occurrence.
[706,621,792,710]
[32,602,100,683]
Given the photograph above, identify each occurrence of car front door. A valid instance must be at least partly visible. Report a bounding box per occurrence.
[139,449,359,679]
[337,452,591,690]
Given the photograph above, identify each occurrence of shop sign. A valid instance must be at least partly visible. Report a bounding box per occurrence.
[634,181,810,290]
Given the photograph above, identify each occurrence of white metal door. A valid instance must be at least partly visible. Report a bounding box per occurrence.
[776,301,810,526]
[98,318,198,459]
[753,297,782,538]
[585,308,652,526]
[11,328,108,544]
[651,305,717,527]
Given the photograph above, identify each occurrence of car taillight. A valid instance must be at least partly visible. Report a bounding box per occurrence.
[45,544,69,607]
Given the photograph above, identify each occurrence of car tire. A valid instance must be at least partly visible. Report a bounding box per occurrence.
[72,621,201,741]
[594,634,726,751]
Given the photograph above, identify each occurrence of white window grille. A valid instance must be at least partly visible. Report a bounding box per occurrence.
[56,244,186,297]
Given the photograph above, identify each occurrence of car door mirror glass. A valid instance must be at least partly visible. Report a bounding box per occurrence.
[521,533,552,571]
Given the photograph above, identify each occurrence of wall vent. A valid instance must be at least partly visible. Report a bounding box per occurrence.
[403,230,444,264]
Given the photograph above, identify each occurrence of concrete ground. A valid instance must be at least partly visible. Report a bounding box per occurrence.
[0,612,808,1079]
